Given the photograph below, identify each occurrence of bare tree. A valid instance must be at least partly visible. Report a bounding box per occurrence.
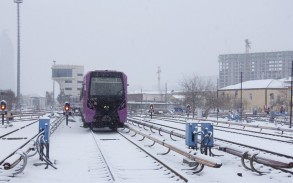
[46,91,53,107]
[275,90,289,111]
[217,91,232,111]
[180,74,216,118]
[0,90,16,110]
[202,80,217,117]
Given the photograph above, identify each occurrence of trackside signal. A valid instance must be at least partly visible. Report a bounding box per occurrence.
[149,104,154,119]
[1,100,7,125]
[1,100,7,111]
[63,102,71,126]
[64,102,70,111]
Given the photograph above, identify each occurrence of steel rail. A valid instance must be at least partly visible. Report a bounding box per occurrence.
[211,124,293,140]
[128,118,293,171]
[118,130,189,182]
[149,117,293,158]
[212,127,293,144]
[90,131,115,182]
[203,118,293,133]
[0,120,39,139]
[174,116,293,134]
[124,124,222,168]
[0,116,64,168]
[153,116,293,143]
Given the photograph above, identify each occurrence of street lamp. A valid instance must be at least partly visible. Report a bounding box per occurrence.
[14,0,23,110]
[52,60,56,108]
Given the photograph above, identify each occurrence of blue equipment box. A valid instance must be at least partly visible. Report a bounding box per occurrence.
[39,117,50,143]
[185,122,198,148]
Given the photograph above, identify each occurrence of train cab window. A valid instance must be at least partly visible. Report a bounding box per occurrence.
[90,77,123,96]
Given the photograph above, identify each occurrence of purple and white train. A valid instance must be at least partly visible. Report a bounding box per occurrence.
[80,70,127,130]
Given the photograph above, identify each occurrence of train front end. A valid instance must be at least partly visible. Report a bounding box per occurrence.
[82,71,127,130]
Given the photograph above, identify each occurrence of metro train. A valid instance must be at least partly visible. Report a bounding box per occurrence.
[80,70,127,130]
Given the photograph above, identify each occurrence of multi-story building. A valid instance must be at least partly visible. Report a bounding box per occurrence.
[52,65,84,98]
[219,51,293,88]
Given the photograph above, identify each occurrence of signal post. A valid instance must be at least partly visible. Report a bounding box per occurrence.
[1,100,7,125]
[63,102,71,126]
[149,104,154,119]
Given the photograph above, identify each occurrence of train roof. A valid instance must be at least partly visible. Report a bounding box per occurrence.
[84,70,125,75]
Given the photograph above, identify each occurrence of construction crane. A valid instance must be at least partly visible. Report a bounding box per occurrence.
[245,39,251,53]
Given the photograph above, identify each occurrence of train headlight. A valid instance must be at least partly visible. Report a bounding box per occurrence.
[103,105,110,110]
[0,100,7,111]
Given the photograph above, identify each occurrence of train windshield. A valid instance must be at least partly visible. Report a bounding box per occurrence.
[90,77,123,96]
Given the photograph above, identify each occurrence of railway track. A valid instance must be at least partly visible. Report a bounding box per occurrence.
[153,116,293,145]
[91,129,188,183]
[133,117,293,158]
[0,120,38,139]
[0,115,64,168]
[128,116,293,175]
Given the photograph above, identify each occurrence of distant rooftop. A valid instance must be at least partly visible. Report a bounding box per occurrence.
[220,79,288,90]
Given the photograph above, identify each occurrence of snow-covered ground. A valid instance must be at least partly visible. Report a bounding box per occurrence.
[1,115,292,183]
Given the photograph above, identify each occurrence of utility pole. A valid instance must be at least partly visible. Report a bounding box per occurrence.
[217,79,219,120]
[53,60,56,108]
[240,72,243,121]
[15,0,23,110]
[165,83,167,109]
[289,60,293,128]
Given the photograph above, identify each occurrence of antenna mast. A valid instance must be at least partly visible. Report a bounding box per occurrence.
[245,39,251,53]
[157,66,161,92]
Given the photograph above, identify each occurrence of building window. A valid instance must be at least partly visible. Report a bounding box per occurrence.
[65,80,72,83]
[77,81,83,84]
[77,88,81,90]
[270,93,274,105]
[249,93,252,100]
[77,73,83,76]
[52,69,72,77]
[65,88,72,90]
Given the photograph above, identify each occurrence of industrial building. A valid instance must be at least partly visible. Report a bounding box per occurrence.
[51,65,84,100]
[219,51,293,88]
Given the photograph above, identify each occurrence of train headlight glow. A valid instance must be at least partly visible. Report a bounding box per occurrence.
[104,105,109,110]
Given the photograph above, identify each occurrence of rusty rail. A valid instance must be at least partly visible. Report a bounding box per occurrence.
[124,123,222,169]
[128,118,293,174]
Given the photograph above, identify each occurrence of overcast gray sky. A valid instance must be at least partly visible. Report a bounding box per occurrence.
[0,0,293,95]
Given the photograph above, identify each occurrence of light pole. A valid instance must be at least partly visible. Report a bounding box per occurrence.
[217,79,219,120]
[289,60,293,128]
[52,60,56,108]
[240,72,243,121]
[14,0,23,110]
